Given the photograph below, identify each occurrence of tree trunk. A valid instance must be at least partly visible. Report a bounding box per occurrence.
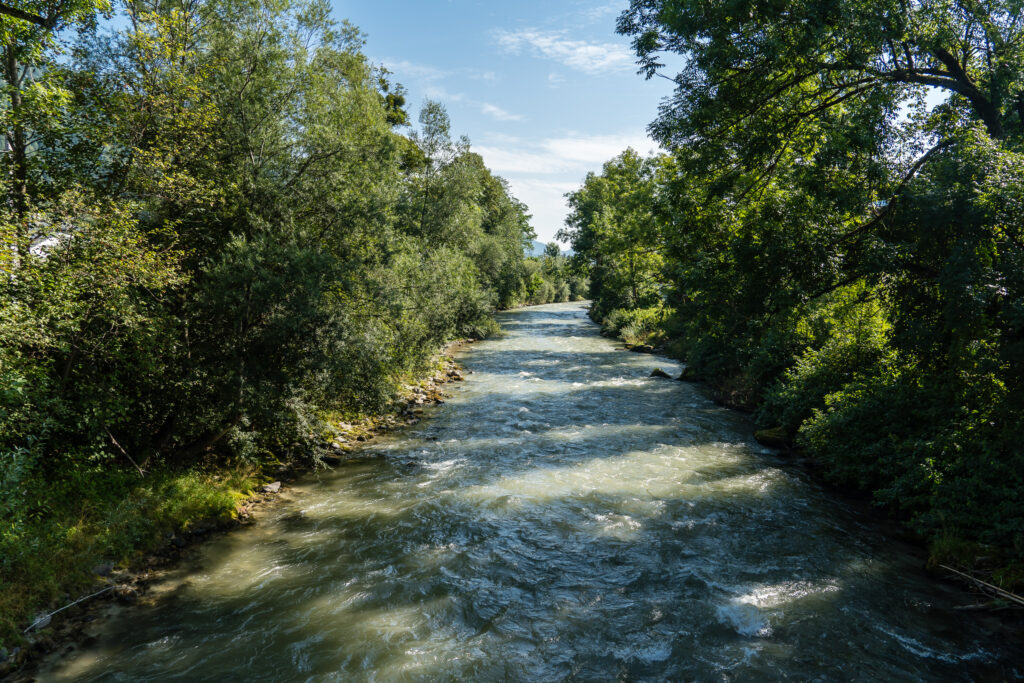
[173,412,243,462]
[4,43,30,266]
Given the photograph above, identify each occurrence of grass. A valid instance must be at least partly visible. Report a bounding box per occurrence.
[0,464,262,650]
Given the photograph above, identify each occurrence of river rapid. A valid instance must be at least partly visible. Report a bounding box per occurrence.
[42,302,1022,681]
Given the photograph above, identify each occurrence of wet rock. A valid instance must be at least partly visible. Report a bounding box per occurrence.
[321,454,342,466]
[92,563,114,577]
[114,585,138,604]
[32,635,56,653]
[171,535,186,548]
[650,368,672,379]
[262,481,281,494]
[631,344,656,353]
[754,426,792,449]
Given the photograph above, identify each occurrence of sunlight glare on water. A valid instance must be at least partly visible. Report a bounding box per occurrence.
[42,302,1023,681]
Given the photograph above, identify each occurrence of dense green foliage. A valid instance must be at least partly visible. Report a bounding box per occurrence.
[520,241,588,306]
[0,0,546,642]
[563,0,1024,568]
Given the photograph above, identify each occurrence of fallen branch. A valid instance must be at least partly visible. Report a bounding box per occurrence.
[940,564,1024,608]
[105,426,145,477]
[23,586,115,634]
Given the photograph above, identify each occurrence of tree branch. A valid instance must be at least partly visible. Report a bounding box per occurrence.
[105,426,146,477]
[0,2,57,29]
[841,139,953,243]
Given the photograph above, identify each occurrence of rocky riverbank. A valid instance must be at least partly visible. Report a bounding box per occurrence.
[2,344,474,681]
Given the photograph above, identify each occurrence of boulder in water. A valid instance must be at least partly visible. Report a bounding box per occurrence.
[650,368,672,379]
[754,426,791,449]
[262,481,282,494]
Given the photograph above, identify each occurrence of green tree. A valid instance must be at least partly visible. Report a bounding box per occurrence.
[1,0,111,268]
[560,149,664,320]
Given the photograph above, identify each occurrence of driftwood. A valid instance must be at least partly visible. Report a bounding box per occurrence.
[23,586,115,634]
[940,564,1024,608]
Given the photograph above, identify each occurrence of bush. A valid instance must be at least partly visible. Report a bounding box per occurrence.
[600,307,667,343]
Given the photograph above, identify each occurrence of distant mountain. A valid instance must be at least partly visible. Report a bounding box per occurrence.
[525,240,574,257]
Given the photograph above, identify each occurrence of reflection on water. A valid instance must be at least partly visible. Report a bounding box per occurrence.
[42,302,1023,681]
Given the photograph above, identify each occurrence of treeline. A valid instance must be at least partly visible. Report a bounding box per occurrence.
[0,0,541,640]
[522,242,589,305]
[562,0,1024,573]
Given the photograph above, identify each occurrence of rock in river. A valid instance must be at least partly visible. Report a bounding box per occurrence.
[754,426,792,449]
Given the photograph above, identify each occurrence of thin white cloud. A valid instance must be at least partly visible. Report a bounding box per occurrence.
[548,72,566,87]
[475,132,656,175]
[472,71,498,83]
[381,59,447,82]
[582,2,623,22]
[475,132,661,242]
[481,103,524,122]
[423,85,465,102]
[381,59,496,86]
[495,29,633,74]
[506,177,580,242]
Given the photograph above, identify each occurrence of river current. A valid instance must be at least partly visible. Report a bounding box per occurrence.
[43,302,1022,680]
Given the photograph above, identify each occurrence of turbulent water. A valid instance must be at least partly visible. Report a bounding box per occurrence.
[44,302,1022,681]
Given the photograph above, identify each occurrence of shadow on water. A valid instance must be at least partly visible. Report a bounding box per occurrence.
[44,302,1024,682]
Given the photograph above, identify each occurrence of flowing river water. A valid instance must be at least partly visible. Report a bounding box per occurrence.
[41,302,1022,681]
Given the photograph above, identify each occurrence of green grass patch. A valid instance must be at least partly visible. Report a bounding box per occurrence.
[0,464,261,649]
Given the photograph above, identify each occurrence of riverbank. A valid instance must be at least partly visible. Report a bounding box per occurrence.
[28,301,1023,680]
[0,343,473,678]
[597,314,1024,611]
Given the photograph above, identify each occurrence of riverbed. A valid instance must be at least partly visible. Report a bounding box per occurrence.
[40,302,1023,680]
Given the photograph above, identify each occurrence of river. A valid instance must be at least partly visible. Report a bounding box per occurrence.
[42,302,1022,680]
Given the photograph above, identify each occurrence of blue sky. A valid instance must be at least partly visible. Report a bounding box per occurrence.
[331,0,673,244]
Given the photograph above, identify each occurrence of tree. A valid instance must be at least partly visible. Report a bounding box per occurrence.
[619,0,1024,158]
[1,0,109,268]
[560,149,665,320]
